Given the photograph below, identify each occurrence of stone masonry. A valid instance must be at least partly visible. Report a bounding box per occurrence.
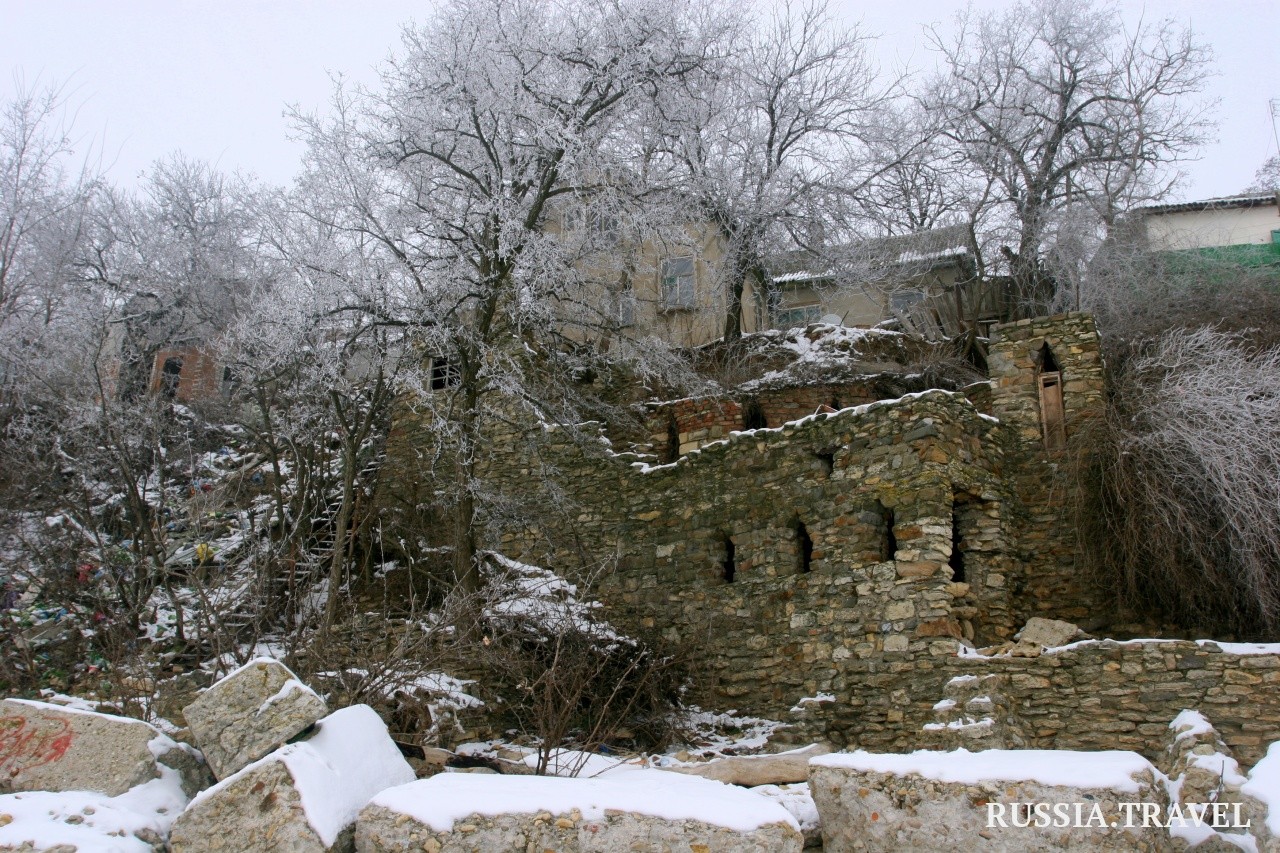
[379,312,1280,764]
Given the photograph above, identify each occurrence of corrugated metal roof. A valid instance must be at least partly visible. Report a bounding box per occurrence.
[1135,191,1279,216]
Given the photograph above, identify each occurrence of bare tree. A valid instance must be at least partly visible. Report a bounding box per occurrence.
[0,81,99,421]
[291,0,718,593]
[1245,156,1280,192]
[923,0,1214,316]
[1072,326,1280,636]
[655,0,893,340]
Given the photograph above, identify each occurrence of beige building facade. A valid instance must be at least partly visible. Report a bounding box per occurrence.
[1137,191,1280,251]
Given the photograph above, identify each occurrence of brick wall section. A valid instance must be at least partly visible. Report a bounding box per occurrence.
[644,380,904,459]
[149,346,223,403]
[987,313,1109,627]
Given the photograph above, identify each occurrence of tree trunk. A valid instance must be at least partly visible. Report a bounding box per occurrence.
[721,244,752,342]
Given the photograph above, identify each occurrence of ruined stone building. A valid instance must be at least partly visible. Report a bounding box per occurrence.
[383,312,1280,766]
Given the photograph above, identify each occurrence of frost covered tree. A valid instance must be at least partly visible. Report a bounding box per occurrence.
[292,0,718,592]
[922,0,1214,316]
[1245,155,1280,192]
[653,0,893,340]
[0,82,99,421]
[79,155,267,399]
[214,187,406,634]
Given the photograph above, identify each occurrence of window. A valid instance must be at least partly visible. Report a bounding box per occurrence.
[719,533,737,583]
[741,399,767,430]
[1037,343,1066,451]
[563,208,619,246]
[890,289,926,313]
[795,520,814,574]
[877,501,896,562]
[661,257,695,310]
[774,303,823,329]
[220,365,242,397]
[429,356,460,391]
[160,357,183,399]
[616,293,636,326]
[612,278,636,327]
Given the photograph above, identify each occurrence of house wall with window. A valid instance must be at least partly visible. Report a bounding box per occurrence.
[770,254,973,330]
[1139,192,1280,252]
[555,206,763,348]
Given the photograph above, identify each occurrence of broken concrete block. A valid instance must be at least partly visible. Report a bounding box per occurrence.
[1015,617,1085,649]
[170,704,413,853]
[0,699,209,798]
[183,657,328,780]
[355,771,803,852]
[810,748,1168,852]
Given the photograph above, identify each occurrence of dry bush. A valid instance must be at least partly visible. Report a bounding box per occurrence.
[1070,327,1280,636]
[467,556,689,775]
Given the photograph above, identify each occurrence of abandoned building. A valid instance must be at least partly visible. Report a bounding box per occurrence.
[382,311,1280,767]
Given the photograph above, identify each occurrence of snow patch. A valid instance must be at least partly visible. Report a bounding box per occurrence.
[1242,742,1280,835]
[370,769,800,833]
[812,748,1153,792]
[0,765,189,853]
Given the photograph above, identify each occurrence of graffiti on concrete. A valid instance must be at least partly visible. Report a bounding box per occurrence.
[0,713,74,783]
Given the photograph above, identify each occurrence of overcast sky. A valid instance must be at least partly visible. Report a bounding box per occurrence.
[2,0,1276,201]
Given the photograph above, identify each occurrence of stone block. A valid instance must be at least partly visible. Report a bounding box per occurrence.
[1017,617,1086,649]
[661,743,829,786]
[183,657,328,780]
[170,704,414,853]
[0,698,209,798]
[356,771,803,852]
[810,748,1169,852]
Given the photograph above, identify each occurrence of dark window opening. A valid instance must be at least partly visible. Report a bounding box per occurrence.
[1038,342,1060,373]
[664,413,680,464]
[830,395,842,411]
[221,365,242,396]
[877,502,896,562]
[741,399,767,430]
[815,450,835,476]
[160,357,183,399]
[721,534,736,583]
[949,511,966,583]
[795,521,813,573]
[430,356,460,391]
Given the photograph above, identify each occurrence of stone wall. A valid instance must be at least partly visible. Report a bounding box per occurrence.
[643,380,909,460]
[987,313,1109,628]
[485,391,1019,741]
[939,641,1280,767]
[372,313,1280,760]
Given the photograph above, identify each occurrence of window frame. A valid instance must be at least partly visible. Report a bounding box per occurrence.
[429,355,461,391]
[660,256,696,311]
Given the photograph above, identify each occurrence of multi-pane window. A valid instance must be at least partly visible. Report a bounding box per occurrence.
[563,208,619,245]
[660,257,695,309]
[429,356,460,391]
[774,303,823,329]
